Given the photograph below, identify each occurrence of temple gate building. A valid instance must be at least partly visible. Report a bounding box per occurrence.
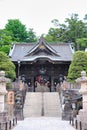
[9,38,73,92]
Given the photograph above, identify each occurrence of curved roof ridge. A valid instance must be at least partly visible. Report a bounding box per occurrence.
[26,37,59,56]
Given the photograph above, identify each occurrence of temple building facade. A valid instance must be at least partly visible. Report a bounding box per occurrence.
[9,38,73,92]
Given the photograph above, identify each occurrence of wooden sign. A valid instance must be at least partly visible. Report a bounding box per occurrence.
[7,91,14,105]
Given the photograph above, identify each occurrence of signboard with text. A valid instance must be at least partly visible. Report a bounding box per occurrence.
[7,91,14,105]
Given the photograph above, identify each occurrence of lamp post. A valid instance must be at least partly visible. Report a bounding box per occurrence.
[17,60,20,80]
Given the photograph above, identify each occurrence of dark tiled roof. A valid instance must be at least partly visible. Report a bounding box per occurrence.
[9,39,73,62]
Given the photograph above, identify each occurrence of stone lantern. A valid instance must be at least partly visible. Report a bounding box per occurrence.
[76,70,87,127]
[0,71,10,111]
[76,70,87,109]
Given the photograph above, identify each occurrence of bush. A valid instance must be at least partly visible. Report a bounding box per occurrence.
[0,51,16,80]
[67,51,87,82]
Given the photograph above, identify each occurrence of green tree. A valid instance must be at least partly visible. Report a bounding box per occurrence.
[45,33,54,42]
[0,29,12,54]
[44,19,59,42]
[65,14,86,50]
[26,28,37,42]
[45,14,87,50]
[67,51,87,82]
[0,51,16,80]
[45,28,60,42]
[77,38,87,50]
[5,19,28,42]
[51,19,68,42]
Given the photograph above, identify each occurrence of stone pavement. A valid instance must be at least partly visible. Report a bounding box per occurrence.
[13,117,76,130]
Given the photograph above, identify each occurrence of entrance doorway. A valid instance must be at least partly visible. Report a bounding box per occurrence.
[34,75,51,92]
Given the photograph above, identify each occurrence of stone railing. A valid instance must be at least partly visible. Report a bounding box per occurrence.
[69,71,87,130]
[70,117,87,130]
[0,117,17,130]
[64,82,81,90]
[11,80,27,120]
[58,79,82,120]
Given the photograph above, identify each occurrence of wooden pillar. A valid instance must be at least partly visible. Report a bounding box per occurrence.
[31,76,34,92]
[51,70,54,92]
[51,77,54,92]
[30,70,35,92]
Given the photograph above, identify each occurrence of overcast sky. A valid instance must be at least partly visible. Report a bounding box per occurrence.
[0,0,87,36]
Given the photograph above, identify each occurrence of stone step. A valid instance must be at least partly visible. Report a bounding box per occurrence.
[43,92,61,117]
[23,92,62,118]
[24,92,42,118]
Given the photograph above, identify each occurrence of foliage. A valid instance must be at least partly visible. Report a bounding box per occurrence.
[0,51,16,80]
[0,14,87,52]
[26,28,37,42]
[65,14,86,50]
[0,45,11,54]
[45,28,60,42]
[5,19,28,42]
[45,34,55,42]
[0,29,12,54]
[4,19,38,43]
[45,14,87,50]
[77,38,87,50]
[67,51,87,82]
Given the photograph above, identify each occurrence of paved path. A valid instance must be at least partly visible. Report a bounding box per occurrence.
[13,117,76,130]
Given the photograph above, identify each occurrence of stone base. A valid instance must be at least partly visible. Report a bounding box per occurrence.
[77,109,87,130]
[78,109,87,121]
[62,111,73,120]
[0,111,9,122]
[0,111,9,130]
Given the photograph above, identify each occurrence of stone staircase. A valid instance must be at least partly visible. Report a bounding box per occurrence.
[23,92,42,117]
[23,92,61,118]
[44,92,61,117]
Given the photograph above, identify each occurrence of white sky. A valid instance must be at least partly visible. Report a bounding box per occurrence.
[0,0,87,36]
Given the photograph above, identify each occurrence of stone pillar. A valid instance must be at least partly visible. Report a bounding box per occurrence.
[76,71,87,129]
[0,71,10,112]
